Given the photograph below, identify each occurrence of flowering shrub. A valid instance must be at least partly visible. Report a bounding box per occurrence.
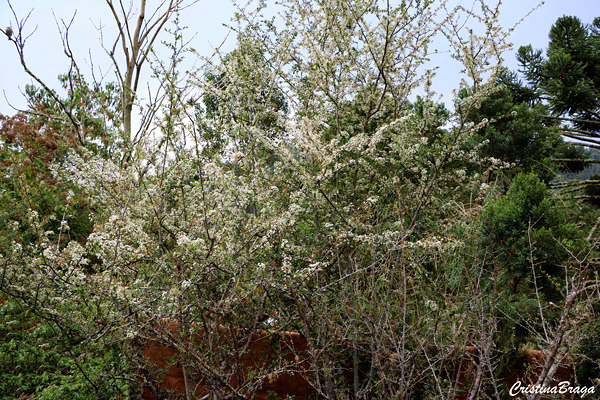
[1,1,599,399]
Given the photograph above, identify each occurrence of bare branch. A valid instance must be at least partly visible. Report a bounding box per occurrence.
[4,0,84,142]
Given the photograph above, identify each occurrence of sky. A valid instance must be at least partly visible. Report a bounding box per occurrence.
[0,0,599,116]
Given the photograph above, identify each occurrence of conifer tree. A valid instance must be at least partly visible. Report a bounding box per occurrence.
[518,16,600,147]
[467,68,588,183]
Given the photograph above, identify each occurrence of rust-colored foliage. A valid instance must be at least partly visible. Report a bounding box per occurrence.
[0,112,77,183]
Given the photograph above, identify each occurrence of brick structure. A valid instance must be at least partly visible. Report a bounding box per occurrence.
[140,324,576,400]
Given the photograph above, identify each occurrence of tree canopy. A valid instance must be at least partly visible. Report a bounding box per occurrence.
[518,15,600,147]
[466,68,589,183]
[1,2,600,400]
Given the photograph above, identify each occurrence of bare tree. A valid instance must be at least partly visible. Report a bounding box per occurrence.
[100,0,198,160]
[3,1,87,142]
[3,0,198,159]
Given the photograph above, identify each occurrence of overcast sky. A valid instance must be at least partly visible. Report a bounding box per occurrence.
[0,0,599,116]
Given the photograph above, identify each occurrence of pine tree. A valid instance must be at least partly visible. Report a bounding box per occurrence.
[467,68,588,184]
[518,16,600,147]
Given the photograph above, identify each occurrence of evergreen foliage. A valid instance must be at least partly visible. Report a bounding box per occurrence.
[518,15,600,145]
[479,172,587,300]
[0,2,599,399]
[467,69,588,183]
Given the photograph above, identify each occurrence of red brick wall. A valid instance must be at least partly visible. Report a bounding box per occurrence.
[140,325,575,400]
